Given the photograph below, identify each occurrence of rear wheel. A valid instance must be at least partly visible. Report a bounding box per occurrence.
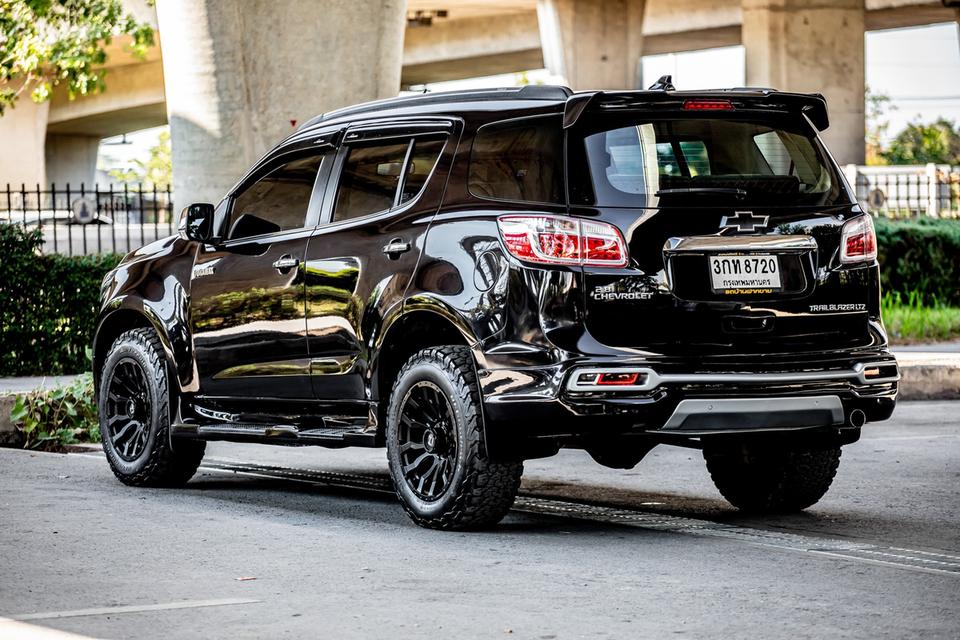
[703,443,841,513]
[386,346,523,530]
[99,328,205,487]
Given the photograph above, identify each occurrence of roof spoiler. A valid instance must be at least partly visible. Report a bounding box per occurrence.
[562,89,829,131]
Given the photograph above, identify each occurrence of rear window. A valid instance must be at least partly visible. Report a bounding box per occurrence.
[469,117,564,204]
[570,115,848,208]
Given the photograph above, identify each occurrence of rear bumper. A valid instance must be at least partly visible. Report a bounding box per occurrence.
[479,353,899,449]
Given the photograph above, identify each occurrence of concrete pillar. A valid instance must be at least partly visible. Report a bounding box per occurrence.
[0,95,49,188]
[537,0,646,90]
[742,0,866,165]
[155,0,407,208]
[44,134,101,188]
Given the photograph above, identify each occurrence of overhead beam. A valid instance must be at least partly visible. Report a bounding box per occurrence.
[402,11,543,85]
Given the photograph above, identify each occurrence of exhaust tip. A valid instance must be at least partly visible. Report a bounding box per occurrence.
[848,409,866,428]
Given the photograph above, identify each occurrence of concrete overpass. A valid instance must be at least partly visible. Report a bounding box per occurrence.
[0,0,957,206]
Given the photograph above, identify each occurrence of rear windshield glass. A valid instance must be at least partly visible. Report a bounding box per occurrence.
[569,115,849,208]
[469,116,564,204]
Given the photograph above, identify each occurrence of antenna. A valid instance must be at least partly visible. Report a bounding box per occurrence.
[648,75,675,91]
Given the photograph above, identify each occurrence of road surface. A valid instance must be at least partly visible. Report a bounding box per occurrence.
[1,401,957,639]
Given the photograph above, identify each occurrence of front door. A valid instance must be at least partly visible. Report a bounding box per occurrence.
[190,150,330,405]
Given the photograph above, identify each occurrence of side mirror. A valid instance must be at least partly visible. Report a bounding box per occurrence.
[180,203,215,243]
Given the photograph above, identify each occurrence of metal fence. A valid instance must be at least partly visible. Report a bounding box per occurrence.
[1,183,176,256]
[844,164,960,218]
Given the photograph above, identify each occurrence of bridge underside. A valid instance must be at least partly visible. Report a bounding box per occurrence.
[0,0,955,198]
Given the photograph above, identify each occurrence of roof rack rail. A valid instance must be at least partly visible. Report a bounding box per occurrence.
[298,85,573,131]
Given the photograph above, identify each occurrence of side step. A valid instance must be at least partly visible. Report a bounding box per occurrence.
[171,422,377,448]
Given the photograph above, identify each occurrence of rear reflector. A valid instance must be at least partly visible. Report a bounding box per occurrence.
[597,372,640,385]
[683,99,734,111]
[497,215,628,267]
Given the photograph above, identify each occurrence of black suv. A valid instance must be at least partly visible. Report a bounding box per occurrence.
[94,83,899,529]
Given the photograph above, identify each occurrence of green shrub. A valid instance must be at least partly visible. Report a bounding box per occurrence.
[875,217,960,307]
[0,224,122,376]
[9,373,100,451]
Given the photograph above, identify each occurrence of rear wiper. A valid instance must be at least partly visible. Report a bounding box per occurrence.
[655,187,747,199]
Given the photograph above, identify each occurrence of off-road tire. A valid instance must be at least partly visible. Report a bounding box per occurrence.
[703,444,841,513]
[386,346,523,530]
[99,328,205,486]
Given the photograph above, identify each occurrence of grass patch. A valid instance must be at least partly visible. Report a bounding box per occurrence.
[882,292,960,345]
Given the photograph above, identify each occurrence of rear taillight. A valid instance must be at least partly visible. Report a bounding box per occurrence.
[497,215,628,267]
[683,99,734,111]
[839,215,877,264]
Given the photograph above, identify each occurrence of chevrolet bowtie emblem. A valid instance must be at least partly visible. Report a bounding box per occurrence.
[720,211,769,233]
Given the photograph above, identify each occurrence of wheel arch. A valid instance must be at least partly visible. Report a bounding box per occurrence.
[372,303,478,435]
[93,305,181,398]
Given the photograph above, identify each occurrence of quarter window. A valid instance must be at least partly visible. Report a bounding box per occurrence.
[228,154,324,240]
[469,118,564,204]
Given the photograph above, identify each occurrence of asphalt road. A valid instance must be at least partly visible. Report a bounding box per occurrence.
[1,401,958,639]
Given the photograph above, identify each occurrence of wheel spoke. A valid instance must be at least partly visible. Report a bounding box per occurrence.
[400,441,425,454]
[111,420,138,445]
[403,451,431,477]
[425,457,442,497]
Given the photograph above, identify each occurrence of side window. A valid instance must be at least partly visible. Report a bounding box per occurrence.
[331,136,445,223]
[754,131,793,174]
[399,138,445,205]
[332,142,411,222]
[228,153,324,240]
[469,118,564,204]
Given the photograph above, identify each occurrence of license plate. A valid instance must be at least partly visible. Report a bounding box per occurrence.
[709,254,781,293]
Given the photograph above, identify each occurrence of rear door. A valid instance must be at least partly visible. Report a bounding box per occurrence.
[303,120,456,416]
[566,109,871,357]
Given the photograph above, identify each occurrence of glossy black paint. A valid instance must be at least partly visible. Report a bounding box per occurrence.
[93,87,897,462]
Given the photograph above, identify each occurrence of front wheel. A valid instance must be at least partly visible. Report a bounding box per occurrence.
[703,443,842,513]
[99,328,205,487]
[386,346,523,530]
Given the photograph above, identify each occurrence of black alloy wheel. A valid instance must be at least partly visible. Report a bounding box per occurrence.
[103,358,152,461]
[99,328,205,486]
[386,345,523,530]
[396,380,458,501]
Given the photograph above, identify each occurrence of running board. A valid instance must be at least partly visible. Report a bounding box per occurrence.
[171,423,376,447]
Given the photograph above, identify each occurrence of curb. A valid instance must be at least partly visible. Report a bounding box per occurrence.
[0,395,21,447]
[897,358,960,401]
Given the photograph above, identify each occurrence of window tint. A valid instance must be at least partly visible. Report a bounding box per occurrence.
[754,131,793,174]
[573,117,845,208]
[333,142,411,222]
[469,118,564,204]
[656,141,711,177]
[229,154,323,240]
[399,138,445,205]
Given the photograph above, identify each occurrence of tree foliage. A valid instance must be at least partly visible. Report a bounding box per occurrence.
[0,0,154,115]
[108,128,171,188]
[865,85,894,166]
[882,118,960,166]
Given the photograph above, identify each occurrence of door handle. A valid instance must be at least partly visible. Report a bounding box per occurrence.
[382,239,411,259]
[272,255,300,273]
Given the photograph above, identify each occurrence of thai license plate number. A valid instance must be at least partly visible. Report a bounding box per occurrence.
[709,254,781,292]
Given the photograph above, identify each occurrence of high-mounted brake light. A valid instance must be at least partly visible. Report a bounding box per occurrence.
[497,215,628,267]
[683,99,734,111]
[839,215,878,264]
